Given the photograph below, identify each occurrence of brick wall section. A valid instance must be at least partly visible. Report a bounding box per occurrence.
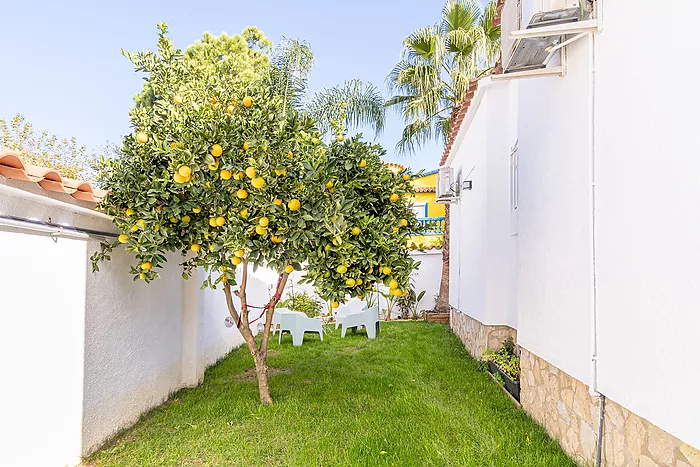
[520,349,700,467]
[450,308,516,358]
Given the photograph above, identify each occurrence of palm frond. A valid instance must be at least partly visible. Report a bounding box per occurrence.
[306,80,385,136]
[441,0,482,34]
[270,38,315,112]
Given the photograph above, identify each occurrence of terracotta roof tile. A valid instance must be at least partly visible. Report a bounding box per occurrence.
[415,186,435,193]
[0,149,108,203]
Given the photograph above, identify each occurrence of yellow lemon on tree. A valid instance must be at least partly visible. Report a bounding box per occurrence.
[275,169,286,176]
[136,219,145,227]
[219,266,227,273]
[209,245,215,252]
[403,174,410,181]
[346,278,356,287]
[393,227,399,233]
[242,96,253,107]
[359,159,367,168]
[245,166,256,178]
[209,218,217,227]
[231,256,242,265]
[243,141,251,151]
[356,278,363,285]
[331,301,339,309]
[226,105,235,114]
[181,215,191,223]
[326,181,334,189]
[173,95,183,105]
[234,249,245,258]
[284,265,294,274]
[237,189,248,199]
[173,172,187,184]
[287,151,294,159]
[191,244,201,252]
[210,144,223,157]
[192,207,201,213]
[125,208,135,216]
[400,219,408,227]
[336,134,344,142]
[216,216,226,227]
[336,264,347,274]
[141,262,152,271]
[389,280,399,290]
[255,225,267,235]
[273,198,283,206]
[383,266,392,275]
[351,227,361,235]
[208,161,219,171]
[390,193,399,202]
[239,208,249,218]
[170,142,179,149]
[288,199,301,211]
[139,273,146,280]
[220,170,232,180]
[259,217,269,227]
[136,132,149,144]
[251,177,265,188]
[118,233,129,243]
[271,235,283,243]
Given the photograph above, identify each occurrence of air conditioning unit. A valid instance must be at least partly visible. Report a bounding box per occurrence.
[436,167,460,204]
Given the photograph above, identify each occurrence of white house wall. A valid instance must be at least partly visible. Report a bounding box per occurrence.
[593,0,700,449]
[448,81,518,328]
[515,35,593,385]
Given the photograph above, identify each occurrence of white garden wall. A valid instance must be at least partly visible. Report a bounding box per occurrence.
[0,179,272,464]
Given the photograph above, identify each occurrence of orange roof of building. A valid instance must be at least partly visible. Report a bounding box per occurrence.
[0,149,108,203]
[383,161,406,171]
[415,186,436,193]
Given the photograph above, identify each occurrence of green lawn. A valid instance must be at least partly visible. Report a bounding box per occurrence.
[88,322,575,466]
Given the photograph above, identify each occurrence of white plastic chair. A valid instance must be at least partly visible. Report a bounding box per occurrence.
[276,310,324,346]
[334,306,355,330]
[340,305,380,339]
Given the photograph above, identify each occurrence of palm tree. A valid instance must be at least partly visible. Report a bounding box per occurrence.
[271,38,385,138]
[386,0,500,314]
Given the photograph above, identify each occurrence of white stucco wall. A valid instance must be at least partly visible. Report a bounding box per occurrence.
[447,80,518,328]
[515,36,593,385]
[593,0,700,449]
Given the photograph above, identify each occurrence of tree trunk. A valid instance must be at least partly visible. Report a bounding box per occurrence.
[222,261,289,405]
[435,203,450,314]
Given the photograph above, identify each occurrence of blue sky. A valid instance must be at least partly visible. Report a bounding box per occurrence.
[0,0,456,172]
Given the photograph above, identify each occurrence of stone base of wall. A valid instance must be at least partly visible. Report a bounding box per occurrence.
[450,308,516,359]
[520,349,700,467]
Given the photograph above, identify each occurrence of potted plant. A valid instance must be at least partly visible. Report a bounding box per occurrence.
[483,337,520,402]
[424,293,450,323]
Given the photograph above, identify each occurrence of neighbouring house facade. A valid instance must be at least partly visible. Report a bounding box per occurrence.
[443,0,700,466]
[0,150,274,467]
[410,169,446,249]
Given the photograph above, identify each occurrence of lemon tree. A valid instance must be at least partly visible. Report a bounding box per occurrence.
[301,136,420,309]
[92,24,418,405]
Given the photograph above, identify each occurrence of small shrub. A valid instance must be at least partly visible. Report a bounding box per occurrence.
[279,291,323,317]
[483,337,520,381]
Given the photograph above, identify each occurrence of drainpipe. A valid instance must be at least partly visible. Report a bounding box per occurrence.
[587,25,606,467]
